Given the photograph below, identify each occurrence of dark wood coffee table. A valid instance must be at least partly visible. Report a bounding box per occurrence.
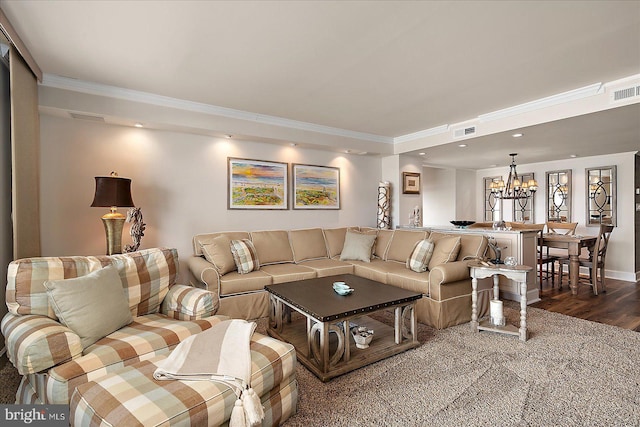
[265,274,421,382]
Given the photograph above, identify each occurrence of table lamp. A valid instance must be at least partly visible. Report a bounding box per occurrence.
[90,172,135,255]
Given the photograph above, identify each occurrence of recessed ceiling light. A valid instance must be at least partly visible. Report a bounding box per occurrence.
[569,154,577,158]
[512,133,523,138]
[419,152,426,156]
[134,123,143,128]
[458,144,467,148]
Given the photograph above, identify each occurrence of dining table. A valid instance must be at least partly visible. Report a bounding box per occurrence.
[541,233,597,295]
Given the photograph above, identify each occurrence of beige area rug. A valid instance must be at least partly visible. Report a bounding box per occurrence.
[276,302,640,427]
[1,305,638,427]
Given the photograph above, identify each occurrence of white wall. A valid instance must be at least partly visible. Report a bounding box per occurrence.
[39,115,381,276]
[422,167,455,226]
[455,169,476,220]
[476,152,637,281]
[421,166,476,226]
[399,156,422,227]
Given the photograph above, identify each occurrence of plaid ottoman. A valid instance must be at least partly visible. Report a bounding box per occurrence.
[70,332,298,426]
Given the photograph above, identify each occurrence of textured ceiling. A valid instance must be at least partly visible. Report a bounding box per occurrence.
[1,0,639,167]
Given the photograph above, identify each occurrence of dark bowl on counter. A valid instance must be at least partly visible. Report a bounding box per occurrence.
[450,220,476,228]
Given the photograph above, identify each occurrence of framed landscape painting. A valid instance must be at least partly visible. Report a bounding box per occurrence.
[228,158,288,209]
[293,164,340,209]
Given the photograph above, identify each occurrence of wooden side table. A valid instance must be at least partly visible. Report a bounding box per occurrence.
[469,262,533,341]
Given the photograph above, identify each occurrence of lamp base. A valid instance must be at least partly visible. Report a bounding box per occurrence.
[101,213,125,255]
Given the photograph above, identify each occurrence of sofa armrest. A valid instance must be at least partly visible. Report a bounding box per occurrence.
[429,260,471,288]
[1,312,83,375]
[186,256,221,292]
[160,284,219,320]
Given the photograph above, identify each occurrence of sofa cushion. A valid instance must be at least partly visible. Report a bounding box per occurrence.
[250,230,294,265]
[340,230,377,262]
[406,239,435,273]
[192,231,250,257]
[230,239,260,274]
[289,228,328,262]
[373,229,394,259]
[6,248,179,319]
[44,266,133,349]
[348,259,390,284]
[298,259,354,277]
[201,235,236,275]
[219,271,273,296]
[46,313,225,404]
[260,264,316,284]
[457,234,489,260]
[386,230,428,262]
[428,236,462,270]
[322,227,349,258]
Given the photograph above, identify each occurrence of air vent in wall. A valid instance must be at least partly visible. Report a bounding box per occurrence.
[611,85,640,102]
[69,112,105,122]
[453,126,476,139]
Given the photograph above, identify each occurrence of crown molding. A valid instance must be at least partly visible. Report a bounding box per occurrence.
[477,83,603,122]
[393,124,449,144]
[41,74,393,144]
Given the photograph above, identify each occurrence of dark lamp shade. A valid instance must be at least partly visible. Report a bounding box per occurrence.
[90,176,135,208]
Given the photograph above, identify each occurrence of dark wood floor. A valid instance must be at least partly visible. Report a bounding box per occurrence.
[532,273,640,332]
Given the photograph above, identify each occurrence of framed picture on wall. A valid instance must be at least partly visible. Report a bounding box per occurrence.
[228,158,288,209]
[402,172,421,194]
[292,164,340,209]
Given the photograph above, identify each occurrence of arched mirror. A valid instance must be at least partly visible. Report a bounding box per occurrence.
[512,172,535,223]
[546,170,571,222]
[483,176,501,221]
[586,166,616,226]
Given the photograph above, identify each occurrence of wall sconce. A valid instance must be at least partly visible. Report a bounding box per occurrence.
[90,172,135,255]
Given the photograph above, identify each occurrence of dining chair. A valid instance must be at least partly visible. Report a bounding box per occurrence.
[546,221,578,235]
[558,224,614,295]
[508,222,556,288]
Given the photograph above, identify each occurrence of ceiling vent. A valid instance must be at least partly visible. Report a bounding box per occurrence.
[69,112,105,122]
[610,85,640,103]
[452,125,477,139]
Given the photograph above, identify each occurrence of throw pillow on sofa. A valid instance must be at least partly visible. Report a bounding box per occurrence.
[230,239,260,274]
[201,235,236,275]
[340,230,377,263]
[44,265,133,349]
[427,236,462,270]
[406,239,435,273]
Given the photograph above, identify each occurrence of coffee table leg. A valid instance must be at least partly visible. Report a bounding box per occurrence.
[320,322,329,373]
[270,296,283,333]
[306,317,312,358]
[343,320,350,362]
[394,307,401,344]
[410,304,417,343]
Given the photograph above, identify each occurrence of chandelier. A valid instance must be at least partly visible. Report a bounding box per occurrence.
[490,153,538,200]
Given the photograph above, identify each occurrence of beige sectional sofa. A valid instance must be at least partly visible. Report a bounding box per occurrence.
[187,227,493,329]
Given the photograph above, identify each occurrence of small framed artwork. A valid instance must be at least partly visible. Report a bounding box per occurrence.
[402,172,421,194]
[292,164,340,209]
[228,158,288,209]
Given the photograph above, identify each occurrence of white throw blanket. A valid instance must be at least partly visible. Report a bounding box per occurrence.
[153,319,263,427]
